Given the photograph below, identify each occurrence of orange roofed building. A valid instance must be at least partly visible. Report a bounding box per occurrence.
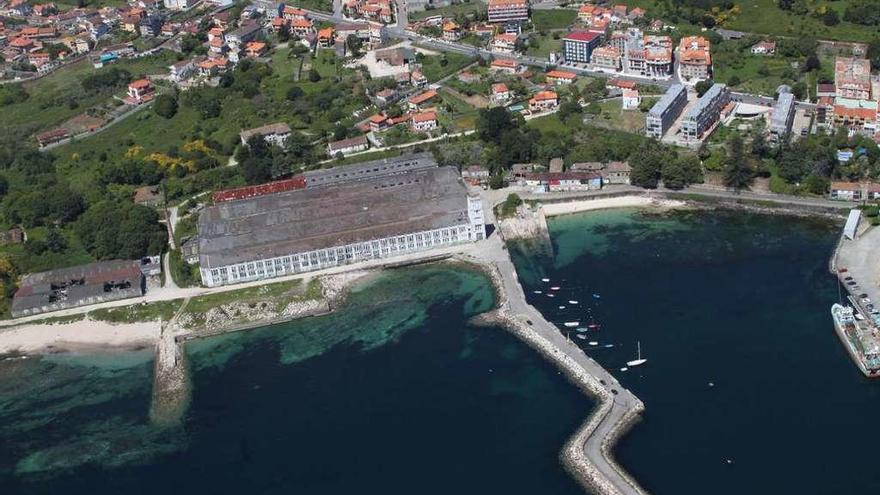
[678,36,711,81]
[529,91,558,113]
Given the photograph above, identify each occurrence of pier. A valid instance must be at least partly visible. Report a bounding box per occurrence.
[150,300,191,425]
[464,234,648,495]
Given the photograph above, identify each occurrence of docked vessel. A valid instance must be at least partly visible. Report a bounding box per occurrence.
[831,303,880,377]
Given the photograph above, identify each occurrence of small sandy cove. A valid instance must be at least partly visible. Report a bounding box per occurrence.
[0,318,160,355]
[541,196,685,217]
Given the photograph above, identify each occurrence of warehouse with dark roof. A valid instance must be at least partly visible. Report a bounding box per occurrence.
[12,260,145,318]
[198,155,486,287]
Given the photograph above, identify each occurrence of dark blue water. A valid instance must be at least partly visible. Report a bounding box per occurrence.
[510,208,880,494]
[0,266,590,495]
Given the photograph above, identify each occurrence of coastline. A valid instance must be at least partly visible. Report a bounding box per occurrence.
[541,196,685,217]
[0,318,160,356]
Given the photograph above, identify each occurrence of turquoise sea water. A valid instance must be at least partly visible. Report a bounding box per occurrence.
[0,265,591,494]
[3,208,870,495]
[510,208,880,494]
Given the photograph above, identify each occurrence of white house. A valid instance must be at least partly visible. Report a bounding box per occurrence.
[622,89,640,110]
[240,122,292,147]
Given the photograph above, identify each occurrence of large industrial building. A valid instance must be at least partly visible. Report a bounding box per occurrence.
[646,84,687,139]
[681,84,730,141]
[197,154,486,287]
[12,260,145,318]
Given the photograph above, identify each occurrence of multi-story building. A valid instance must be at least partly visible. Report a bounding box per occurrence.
[832,98,878,134]
[487,0,529,24]
[627,34,673,78]
[681,83,730,141]
[562,30,601,64]
[590,46,621,71]
[197,155,486,287]
[769,91,796,144]
[835,57,872,101]
[491,33,518,53]
[645,84,687,139]
[678,35,712,82]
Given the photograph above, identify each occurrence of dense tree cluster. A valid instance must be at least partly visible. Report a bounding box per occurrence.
[75,201,167,260]
[629,141,702,189]
[843,0,880,26]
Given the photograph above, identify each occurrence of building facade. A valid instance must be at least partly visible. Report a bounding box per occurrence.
[646,84,687,139]
[562,31,601,64]
[681,84,730,141]
[487,0,529,24]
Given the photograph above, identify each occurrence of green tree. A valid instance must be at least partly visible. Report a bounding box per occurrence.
[722,134,753,191]
[695,80,714,97]
[45,228,67,253]
[662,155,702,189]
[822,9,839,26]
[153,94,178,119]
[476,107,519,144]
[629,142,663,188]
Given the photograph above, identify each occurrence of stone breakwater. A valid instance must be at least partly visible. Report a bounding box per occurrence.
[461,249,648,495]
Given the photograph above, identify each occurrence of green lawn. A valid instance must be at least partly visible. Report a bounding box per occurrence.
[417,52,473,82]
[289,0,333,13]
[411,1,484,20]
[526,33,562,59]
[531,9,578,31]
[0,50,179,136]
[595,99,647,134]
[622,0,878,42]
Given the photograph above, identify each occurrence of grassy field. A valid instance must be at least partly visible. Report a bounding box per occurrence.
[289,0,333,12]
[184,278,320,315]
[531,9,578,31]
[526,33,562,58]
[418,52,473,82]
[622,0,878,42]
[90,299,183,324]
[438,87,480,131]
[411,1,484,20]
[594,99,647,134]
[0,51,178,136]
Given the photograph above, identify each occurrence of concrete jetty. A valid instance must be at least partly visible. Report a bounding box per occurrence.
[150,301,191,425]
[462,234,648,495]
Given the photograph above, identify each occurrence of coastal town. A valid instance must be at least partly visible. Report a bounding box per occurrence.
[0,0,880,493]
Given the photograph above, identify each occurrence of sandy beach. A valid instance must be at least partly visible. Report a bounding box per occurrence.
[541,196,685,217]
[0,318,160,355]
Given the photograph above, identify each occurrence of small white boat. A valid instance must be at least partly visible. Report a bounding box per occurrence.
[589,341,598,346]
[620,367,629,372]
[541,278,550,282]
[604,344,614,348]
[568,300,579,304]
[550,286,561,291]
[563,322,580,327]
[626,341,648,367]
[576,334,587,340]
[576,328,589,332]
[533,290,542,294]
[547,294,555,298]
[558,305,566,309]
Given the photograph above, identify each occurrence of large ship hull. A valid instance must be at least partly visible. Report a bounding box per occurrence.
[831,304,880,378]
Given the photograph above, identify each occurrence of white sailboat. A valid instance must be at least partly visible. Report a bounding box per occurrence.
[626,341,647,367]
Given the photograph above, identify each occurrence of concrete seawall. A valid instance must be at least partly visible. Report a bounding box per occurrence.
[460,235,648,495]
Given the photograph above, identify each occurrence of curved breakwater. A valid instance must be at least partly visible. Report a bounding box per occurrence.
[461,237,648,495]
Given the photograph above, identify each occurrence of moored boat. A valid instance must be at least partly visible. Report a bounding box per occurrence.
[563,322,579,327]
[831,303,880,378]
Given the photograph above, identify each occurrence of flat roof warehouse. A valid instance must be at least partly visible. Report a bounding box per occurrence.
[198,154,485,286]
